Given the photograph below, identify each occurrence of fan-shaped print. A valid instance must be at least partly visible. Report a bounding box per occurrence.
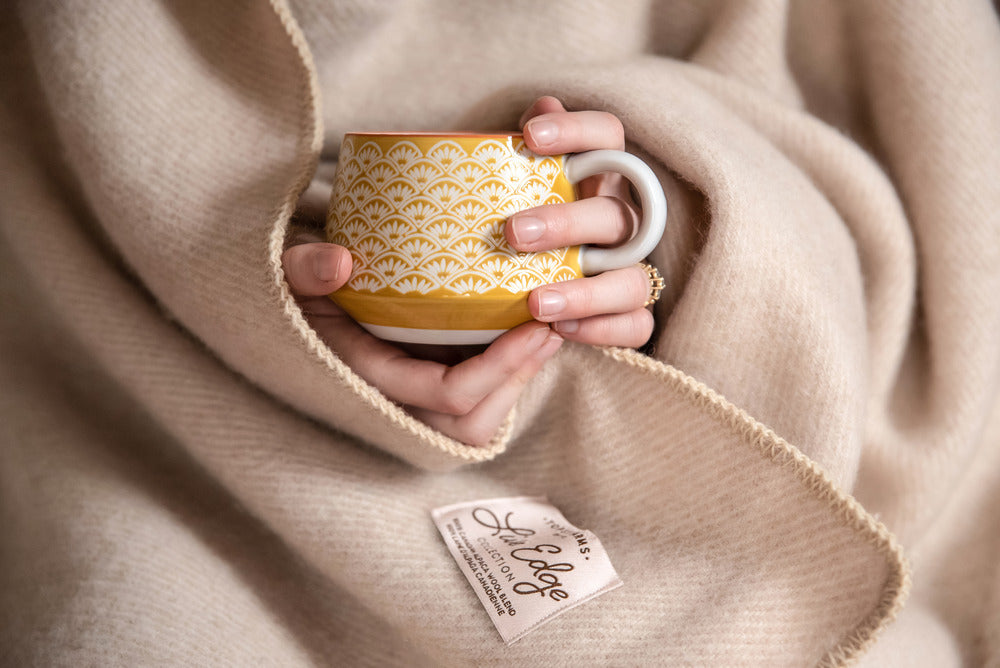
[549,267,579,283]
[361,200,394,224]
[401,200,444,225]
[532,253,565,277]
[481,221,509,246]
[406,161,445,188]
[372,257,411,280]
[476,182,510,207]
[521,177,556,206]
[535,158,562,180]
[331,136,580,298]
[350,273,390,292]
[386,142,422,171]
[449,200,493,227]
[427,142,467,169]
[502,274,544,293]
[335,160,361,184]
[397,238,439,261]
[495,162,529,186]
[496,194,533,216]
[345,181,376,207]
[353,235,391,262]
[361,194,404,218]
[452,164,489,187]
[367,163,397,186]
[352,175,387,198]
[425,220,465,242]
[354,143,383,168]
[426,183,465,206]
[332,216,372,240]
[478,256,512,282]
[382,182,417,204]
[375,219,412,242]
[472,140,512,167]
[517,248,567,269]
[423,258,464,283]
[447,276,491,295]
[393,276,436,294]
[451,238,491,261]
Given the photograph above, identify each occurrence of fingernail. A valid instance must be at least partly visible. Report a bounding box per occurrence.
[554,319,579,334]
[528,324,551,348]
[527,119,559,148]
[540,332,565,356]
[537,289,567,318]
[314,248,341,283]
[510,216,545,245]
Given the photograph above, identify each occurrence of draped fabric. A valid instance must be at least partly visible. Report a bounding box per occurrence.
[2,1,998,665]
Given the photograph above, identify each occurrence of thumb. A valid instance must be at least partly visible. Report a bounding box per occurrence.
[281,242,353,296]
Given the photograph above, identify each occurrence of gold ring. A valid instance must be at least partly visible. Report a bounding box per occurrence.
[639,261,665,307]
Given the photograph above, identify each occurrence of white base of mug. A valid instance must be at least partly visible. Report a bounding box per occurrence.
[360,323,507,345]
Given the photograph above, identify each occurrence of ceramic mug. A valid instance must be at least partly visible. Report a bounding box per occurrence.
[326,132,666,344]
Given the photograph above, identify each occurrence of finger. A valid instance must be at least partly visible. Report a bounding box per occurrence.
[518,96,567,128]
[282,242,352,296]
[409,330,565,446]
[506,195,639,252]
[522,110,625,155]
[529,266,650,322]
[553,309,655,349]
[297,294,347,318]
[351,322,558,415]
[577,170,632,201]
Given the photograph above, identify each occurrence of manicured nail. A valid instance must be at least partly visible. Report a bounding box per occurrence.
[540,332,565,356]
[554,319,579,334]
[527,324,551,349]
[314,248,341,283]
[510,216,545,245]
[526,119,559,148]
[537,289,567,318]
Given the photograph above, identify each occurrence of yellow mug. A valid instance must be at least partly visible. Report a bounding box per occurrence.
[326,132,666,344]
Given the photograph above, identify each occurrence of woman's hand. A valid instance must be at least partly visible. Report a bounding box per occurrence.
[281,239,564,447]
[282,97,654,446]
[507,96,656,348]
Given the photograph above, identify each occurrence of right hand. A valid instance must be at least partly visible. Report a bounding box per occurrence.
[281,239,564,447]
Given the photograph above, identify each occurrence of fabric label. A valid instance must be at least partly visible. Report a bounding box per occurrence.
[431,496,622,644]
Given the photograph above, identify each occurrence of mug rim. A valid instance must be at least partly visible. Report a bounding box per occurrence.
[344,131,524,139]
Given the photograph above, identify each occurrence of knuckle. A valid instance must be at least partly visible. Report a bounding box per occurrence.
[602,197,637,244]
[543,205,574,242]
[601,112,626,149]
[438,388,478,416]
[628,268,650,306]
[587,310,654,348]
[457,421,497,448]
[569,280,596,313]
[634,309,655,341]
[620,310,654,348]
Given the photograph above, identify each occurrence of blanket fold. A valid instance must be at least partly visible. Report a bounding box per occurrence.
[2,0,999,665]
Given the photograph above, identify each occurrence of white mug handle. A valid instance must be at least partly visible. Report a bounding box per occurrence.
[563,150,667,275]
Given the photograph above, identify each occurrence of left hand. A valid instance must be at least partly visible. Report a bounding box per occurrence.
[506,96,656,348]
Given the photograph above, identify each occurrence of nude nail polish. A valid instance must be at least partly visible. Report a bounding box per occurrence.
[511,216,545,245]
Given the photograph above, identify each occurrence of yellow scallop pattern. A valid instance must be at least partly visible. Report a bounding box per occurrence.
[327,135,581,299]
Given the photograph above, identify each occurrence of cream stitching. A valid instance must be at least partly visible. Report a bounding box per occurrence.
[601,346,911,667]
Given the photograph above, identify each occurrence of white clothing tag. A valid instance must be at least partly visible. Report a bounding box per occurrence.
[431,496,622,644]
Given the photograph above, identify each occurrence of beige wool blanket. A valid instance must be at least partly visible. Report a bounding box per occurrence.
[3,1,1000,665]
